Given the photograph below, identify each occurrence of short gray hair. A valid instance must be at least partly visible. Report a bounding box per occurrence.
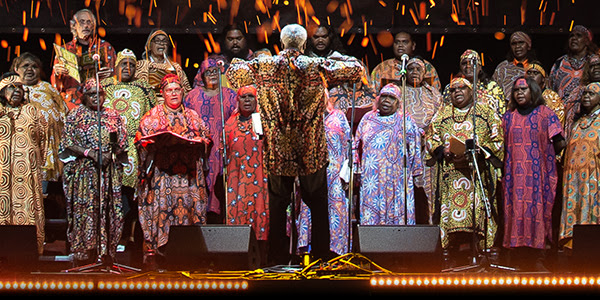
[280,24,307,49]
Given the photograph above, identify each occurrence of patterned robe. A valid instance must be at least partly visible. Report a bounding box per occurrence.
[425,102,504,249]
[355,110,423,225]
[492,60,525,104]
[224,112,269,241]
[135,59,191,104]
[59,105,127,259]
[183,79,237,215]
[549,54,590,100]
[0,104,47,254]
[502,106,563,249]
[25,80,68,181]
[51,38,116,110]
[297,109,352,254]
[135,104,211,254]
[543,88,566,126]
[371,58,441,92]
[226,48,363,177]
[559,106,600,249]
[102,77,156,188]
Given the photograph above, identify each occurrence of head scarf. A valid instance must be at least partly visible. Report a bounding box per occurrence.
[460,49,481,65]
[193,55,226,88]
[160,73,181,91]
[407,57,425,72]
[585,82,600,96]
[0,74,21,93]
[81,78,104,94]
[514,77,529,88]
[115,48,137,66]
[237,85,257,97]
[510,31,532,48]
[373,83,401,110]
[449,77,473,90]
[143,29,169,60]
[525,62,546,78]
[573,25,593,42]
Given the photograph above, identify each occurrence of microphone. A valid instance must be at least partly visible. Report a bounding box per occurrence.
[92,53,100,61]
[400,54,409,75]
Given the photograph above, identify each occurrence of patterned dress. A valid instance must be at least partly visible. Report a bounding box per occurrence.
[549,54,590,100]
[355,110,423,225]
[224,112,269,241]
[102,77,156,189]
[25,80,68,181]
[0,104,47,254]
[135,59,191,104]
[502,106,563,250]
[559,106,600,249]
[59,104,128,259]
[183,80,237,215]
[297,109,352,254]
[135,104,211,255]
[492,60,525,104]
[371,58,441,92]
[51,38,116,110]
[424,102,504,249]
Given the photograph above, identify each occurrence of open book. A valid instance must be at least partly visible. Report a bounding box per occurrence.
[449,135,491,158]
[53,43,80,83]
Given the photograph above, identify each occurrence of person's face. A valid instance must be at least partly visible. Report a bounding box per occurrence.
[581,88,600,112]
[450,85,473,109]
[393,32,416,59]
[568,31,589,54]
[378,94,399,116]
[225,29,247,56]
[589,63,600,82]
[513,85,532,107]
[74,12,95,41]
[406,63,424,87]
[510,37,530,61]
[116,58,136,82]
[162,82,183,109]
[238,92,257,117]
[460,58,481,80]
[150,34,169,59]
[15,58,40,86]
[202,66,219,88]
[311,27,331,53]
[83,87,105,111]
[525,68,544,87]
[4,83,25,107]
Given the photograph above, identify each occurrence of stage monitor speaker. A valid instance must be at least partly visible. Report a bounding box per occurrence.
[165,225,260,271]
[357,225,442,273]
[0,225,38,273]
[572,224,600,273]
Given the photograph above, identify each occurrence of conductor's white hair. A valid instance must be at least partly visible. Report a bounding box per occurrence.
[280,24,307,49]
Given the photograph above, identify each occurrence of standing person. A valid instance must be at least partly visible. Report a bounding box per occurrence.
[51,8,116,110]
[0,72,47,255]
[226,24,363,264]
[354,83,423,225]
[305,25,346,59]
[101,49,156,264]
[371,31,441,91]
[135,74,211,270]
[502,76,566,272]
[559,82,600,251]
[493,31,537,104]
[59,78,128,265]
[184,56,238,224]
[549,25,599,101]
[424,78,504,267]
[135,29,191,103]
[442,49,506,117]
[12,52,68,203]
[525,61,565,125]
[223,85,269,263]
[562,54,600,139]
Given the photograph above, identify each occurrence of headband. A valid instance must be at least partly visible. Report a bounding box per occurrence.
[514,78,529,88]
[407,57,425,71]
[116,48,137,66]
[573,25,593,42]
[460,49,481,65]
[585,82,600,95]
[449,77,473,90]
[160,73,181,90]
[510,31,532,47]
[525,63,546,77]
[237,85,257,97]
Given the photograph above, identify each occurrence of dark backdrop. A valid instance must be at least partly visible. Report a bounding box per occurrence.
[0,0,597,88]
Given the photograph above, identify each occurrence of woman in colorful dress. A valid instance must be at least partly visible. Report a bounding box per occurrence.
[184,56,238,223]
[59,78,128,264]
[0,72,47,255]
[492,31,537,104]
[502,76,565,272]
[354,83,423,226]
[223,85,269,262]
[135,74,211,270]
[559,82,600,251]
[525,61,565,126]
[425,77,504,266]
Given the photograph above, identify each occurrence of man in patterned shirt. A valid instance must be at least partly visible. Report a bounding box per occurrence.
[226,24,363,265]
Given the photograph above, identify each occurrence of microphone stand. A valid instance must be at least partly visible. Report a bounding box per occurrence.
[346,82,357,253]
[217,63,229,223]
[400,56,409,225]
